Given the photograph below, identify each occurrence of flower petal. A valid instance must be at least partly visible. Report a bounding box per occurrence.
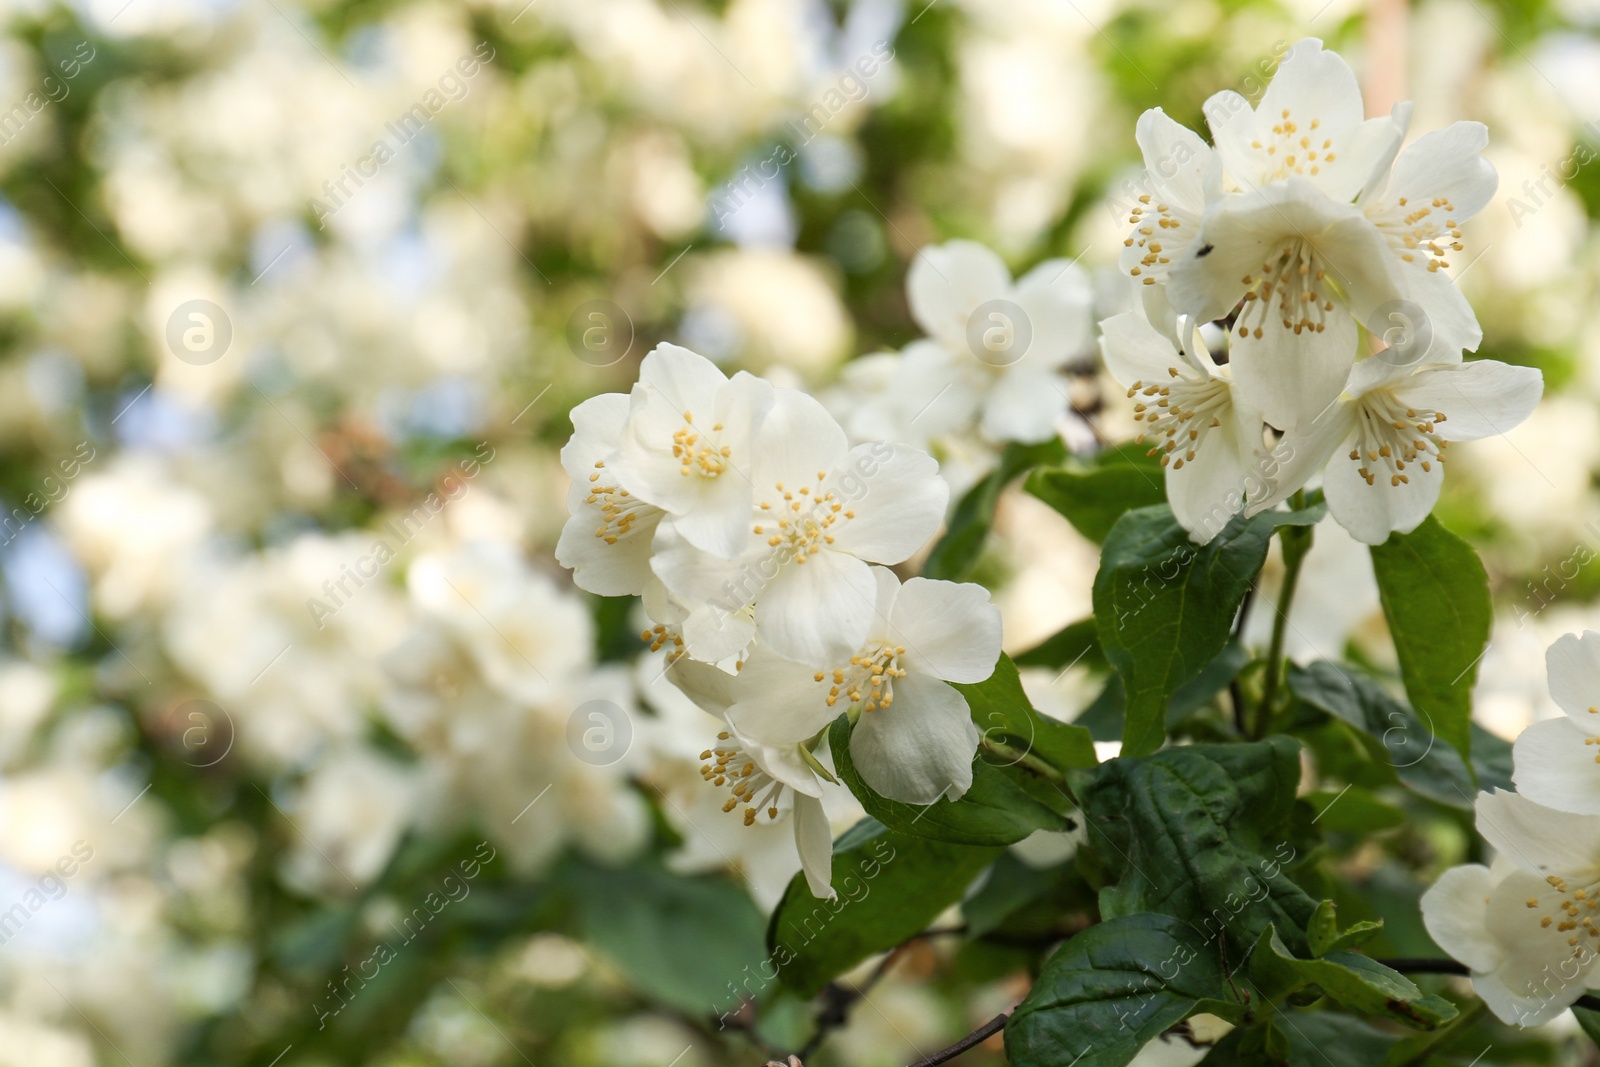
[1389,360,1542,443]
[907,240,1011,352]
[754,548,877,668]
[849,672,979,805]
[794,794,837,900]
[890,577,1002,683]
[1546,631,1600,726]
[1512,718,1600,815]
[1099,312,1188,388]
[1383,121,1497,221]
[826,444,949,564]
[725,651,838,744]
[1419,863,1504,975]
[1166,406,1258,544]
[1475,788,1600,877]
[1321,428,1443,545]
[1226,308,1358,433]
[979,364,1067,444]
[753,387,850,494]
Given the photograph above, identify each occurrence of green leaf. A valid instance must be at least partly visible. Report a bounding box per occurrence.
[828,713,1074,846]
[925,438,1066,581]
[1302,787,1404,835]
[1204,1012,1401,1066]
[1013,616,1105,671]
[1248,927,1458,1029]
[954,654,1099,778]
[1574,1005,1600,1047]
[1005,913,1243,1067]
[1369,516,1492,774]
[568,859,767,1015]
[1287,660,1511,809]
[1077,737,1318,958]
[1095,503,1323,757]
[1024,441,1167,543]
[1307,900,1384,957]
[768,818,1000,997]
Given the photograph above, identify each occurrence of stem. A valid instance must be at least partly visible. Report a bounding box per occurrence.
[905,1013,1009,1067]
[979,738,1067,784]
[1231,583,1257,735]
[1254,491,1312,734]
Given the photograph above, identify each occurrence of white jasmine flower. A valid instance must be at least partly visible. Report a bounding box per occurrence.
[1164,39,1494,431]
[1254,355,1541,544]
[1513,632,1600,814]
[1100,311,1276,542]
[556,392,666,597]
[723,568,1002,806]
[1421,790,1600,1026]
[905,240,1093,444]
[1121,107,1222,331]
[611,343,775,559]
[653,389,947,668]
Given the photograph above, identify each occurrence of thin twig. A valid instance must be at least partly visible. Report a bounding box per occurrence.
[905,1013,1009,1067]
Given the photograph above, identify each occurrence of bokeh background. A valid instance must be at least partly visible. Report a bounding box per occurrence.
[0,0,1597,1063]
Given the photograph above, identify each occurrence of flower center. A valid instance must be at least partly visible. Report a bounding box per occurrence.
[1347,391,1449,488]
[700,731,787,826]
[813,641,908,712]
[672,411,731,478]
[640,623,686,663]
[753,472,855,566]
[1250,111,1334,182]
[587,459,660,543]
[1529,873,1600,959]
[1233,238,1337,340]
[1127,366,1231,471]
[1374,196,1463,273]
[1125,194,1183,288]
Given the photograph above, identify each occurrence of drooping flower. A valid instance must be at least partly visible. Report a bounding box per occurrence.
[1421,790,1600,1026]
[1513,632,1600,815]
[667,657,838,899]
[722,568,1002,806]
[610,343,775,559]
[1252,354,1541,545]
[653,388,948,668]
[904,240,1094,444]
[1100,311,1281,542]
[556,392,667,597]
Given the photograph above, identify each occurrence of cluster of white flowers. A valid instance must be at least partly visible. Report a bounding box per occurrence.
[824,239,1098,496]
[1424,631,1600,1025]
[1102,38,1543,545]
[556,343,1002,896]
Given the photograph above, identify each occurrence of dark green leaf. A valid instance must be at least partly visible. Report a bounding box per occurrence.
[1248,927,1458,1029]
[1369,516,1492,774]
[1024,441,1167,543]
[1014,616,1105,671]
[925,438,1066,581]
[569,860,766,1015]
[1302,786,1404,834]
[1005,912,1243,1067]
[1077,737,1318,958]
[953,653,1099,777]
[1287,660,1510,809]
[769,818,1000,997]
[1204,1012,1402,1066]
[1574,1005,1600,1047]
[828,713,1074,846]
[1095,504,1323,757]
